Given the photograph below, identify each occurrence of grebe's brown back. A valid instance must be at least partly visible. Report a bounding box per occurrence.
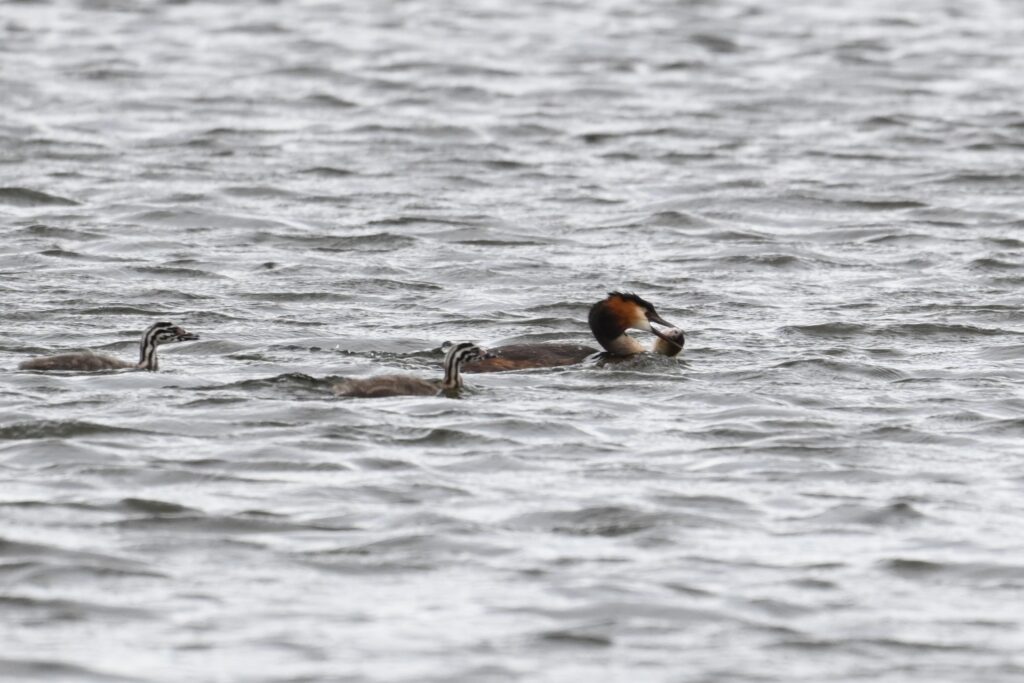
[19,322,199,372]
[464,292,683,373]
[459,342,596,372]
[333,342,490,398]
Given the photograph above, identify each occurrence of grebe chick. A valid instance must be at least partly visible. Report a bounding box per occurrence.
[19,322,199,372]
[463,292,682,373]
[652,327,685,357]
[596,326,686,368]
[333,342,490,398]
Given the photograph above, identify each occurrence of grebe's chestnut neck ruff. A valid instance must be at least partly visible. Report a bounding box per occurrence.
[19,322,199,372]
[463,291,682,373]
[333,342,490,398]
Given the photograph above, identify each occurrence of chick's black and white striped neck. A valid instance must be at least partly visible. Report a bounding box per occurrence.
[333,342,489,398]
[19,321,199,373]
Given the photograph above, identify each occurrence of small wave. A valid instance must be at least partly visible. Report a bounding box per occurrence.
[77,305,161,315]
[577,126,694,144]
[349,456,417,471]
[202,373,337,400]
[264,65,341,79]
[479,158,532,171]
[507,506,661,537]
[367,214,483,228]
[112,513,303,534]
[302,93,357,108]
[977,344,1024,361]
[373,60,517,78]
[131,265,224,279]
[438,453,536,473]
[538,627,612,648]
[132,288,211,303]
[126,208,293,231]
[388,427,480,447]
[984,236,1024,249]
[969,258,1022,271]
[888,323,1007,339]
[650,494,754,515]
[882,558,1024,585]
[2,559,166,585]
[720,253,813,268]
[338,277,441,292]
[38,248,94,260]
[781,321,1010,341]
[778,322,867,339]
[432,226,557,246]
[77,66,143,81]
[843,198,928,210]
[643,210,712,229]
[252,231,416,252]
[862,231,936,245]
[0,421,150,440]
[303,532,507,573]
[804,502,925,527]
[19,224,101,240]
[773,358,907,381]
[0,187,78,207]
[936,172,1024,186]
[300,166,355,177]
[590,353,686,373]
[212,20,287,35]
[973,417,1024,437]
[0,595,152,620]
[691,32,741,53]
[219,185,299,199]
[117,497,195,515]
[317,534,497,560]
[238,291,353,303]
[346,123,479,141]
[0,658,137,682]
[487,123,562,139]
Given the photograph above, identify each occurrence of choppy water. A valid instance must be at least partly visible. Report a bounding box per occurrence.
[3,0,1024,680]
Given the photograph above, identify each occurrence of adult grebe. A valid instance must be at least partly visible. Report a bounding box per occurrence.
[19,322,199,372]
[463,292,683,372]
[333,342,491,398]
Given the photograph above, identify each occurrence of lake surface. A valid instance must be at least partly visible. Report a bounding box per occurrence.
[2,0,1024,681]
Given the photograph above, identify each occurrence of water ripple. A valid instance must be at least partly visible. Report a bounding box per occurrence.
[2,0,1023,681]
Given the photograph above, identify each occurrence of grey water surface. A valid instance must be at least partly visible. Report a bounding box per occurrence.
[3,0,1024,681]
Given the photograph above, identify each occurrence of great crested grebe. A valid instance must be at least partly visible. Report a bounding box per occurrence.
[333,342,491,398]
[463,291,683,372]
[19,322,199,372]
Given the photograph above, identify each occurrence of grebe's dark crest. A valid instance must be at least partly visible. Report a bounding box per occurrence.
[333,342,490,398]
[19,322,199,372]
[464,291,683,373]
